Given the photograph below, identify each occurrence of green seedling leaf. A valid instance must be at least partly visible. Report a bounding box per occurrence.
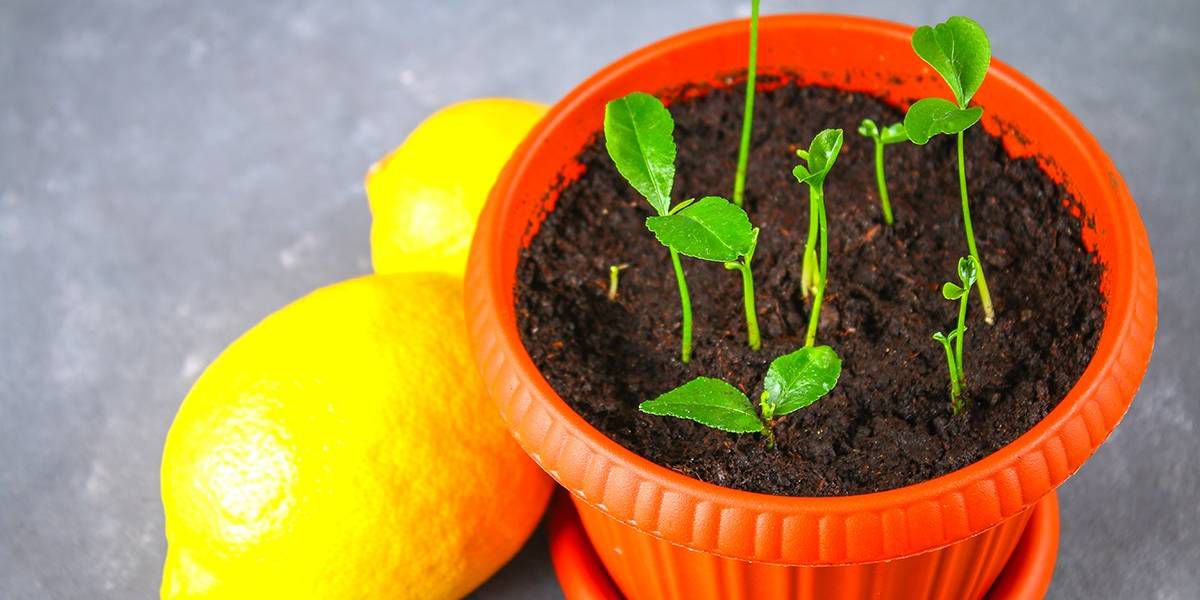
[903,98,983,144]
[763,345,842,416]
[942,281,965,300]
[645,196,754,262]
[911,16,991,107]
[957,255,978,287]
[858,120,906,144]
[792,129,844,186]
[603,92,676,216]
[639,377,763,433]
[879,122,908,144]
[809,129,844,175]
[857,118,879,138]
[933,328,965,351]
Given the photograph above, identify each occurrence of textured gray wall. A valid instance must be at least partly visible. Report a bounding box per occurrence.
[1,1,1196,598]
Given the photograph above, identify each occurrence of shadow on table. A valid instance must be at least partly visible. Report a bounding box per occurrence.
[470,518,563,600]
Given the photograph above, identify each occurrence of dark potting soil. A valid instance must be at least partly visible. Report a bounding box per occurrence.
[515,82,1105,497]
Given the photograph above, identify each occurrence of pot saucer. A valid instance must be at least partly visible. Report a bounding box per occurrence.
[547,490,1059,600]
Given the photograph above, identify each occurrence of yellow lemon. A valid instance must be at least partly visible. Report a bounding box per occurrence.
[160,273,553,599]
[367,98,546,277]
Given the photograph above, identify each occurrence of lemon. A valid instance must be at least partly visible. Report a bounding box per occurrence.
[160,273,553,599]
[367,98,546,277]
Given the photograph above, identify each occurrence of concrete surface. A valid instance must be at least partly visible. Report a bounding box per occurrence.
[1,0,1196,598]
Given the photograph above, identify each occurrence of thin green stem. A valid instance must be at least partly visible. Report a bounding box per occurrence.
[938,338,962,414]
[739,264,760,350]
[725,231,760,351]
[732,0,759,208]
[669,248,693,363]
[955,292,968,386]
[874,139,894,225]
[805,187,828,347]
[957,131,994,324]
[801,183,819,298]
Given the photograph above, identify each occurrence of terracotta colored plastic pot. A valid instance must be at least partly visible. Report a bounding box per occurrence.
[465,14,1156,600]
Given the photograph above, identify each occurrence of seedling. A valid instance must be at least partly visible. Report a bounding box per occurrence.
[604,92,695,362]
[646,196,762,350]
[731,0,760,208]
[856,119,907,225]
[640,345,841,448]
[932,256,978,414]
[792,129,843,346]
[607,263,629,300]
[904,16,996,324]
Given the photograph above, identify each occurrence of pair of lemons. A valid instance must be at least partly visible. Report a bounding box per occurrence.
[160,99,552,598]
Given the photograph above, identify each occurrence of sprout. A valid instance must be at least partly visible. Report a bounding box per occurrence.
[607,263,629,300]
[647,197,762,350]
[856,119,907,225]
[606,93,764,355]
[639,345,841,448]
[792,129,843,346]
[604,92,694,362]
[932,256,978,414]
[904,16,997,324]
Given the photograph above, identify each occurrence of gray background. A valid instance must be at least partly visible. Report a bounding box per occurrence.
[1,0,1196,598]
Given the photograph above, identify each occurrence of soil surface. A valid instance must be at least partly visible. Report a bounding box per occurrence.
[515,82,1105,497]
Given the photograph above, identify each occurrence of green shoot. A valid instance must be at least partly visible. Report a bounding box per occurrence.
[856,119,907,225]
[731,0,760,208]
[607,263,628,300]
[932,256,978,414]
[646,197,761,350]
[639,345,841,448]
[904,16,996,324]
[792,129,843,346]
[604,92,693,362]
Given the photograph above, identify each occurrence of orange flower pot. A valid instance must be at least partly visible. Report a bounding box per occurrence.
[465,14,1156,600]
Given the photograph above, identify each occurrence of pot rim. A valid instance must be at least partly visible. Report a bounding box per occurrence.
[465,13,1157,565]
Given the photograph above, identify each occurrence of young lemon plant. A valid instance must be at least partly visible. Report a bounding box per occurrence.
[640,345,841,448]
[904,16,996,324]
[856,119,906,225]
[647,196,762,350]
[731,0,760,208]
[604,92,696,362]
[793,129,843,348]
[933,256,978,414]
[636,129,846,448]
[606,92,764,355]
